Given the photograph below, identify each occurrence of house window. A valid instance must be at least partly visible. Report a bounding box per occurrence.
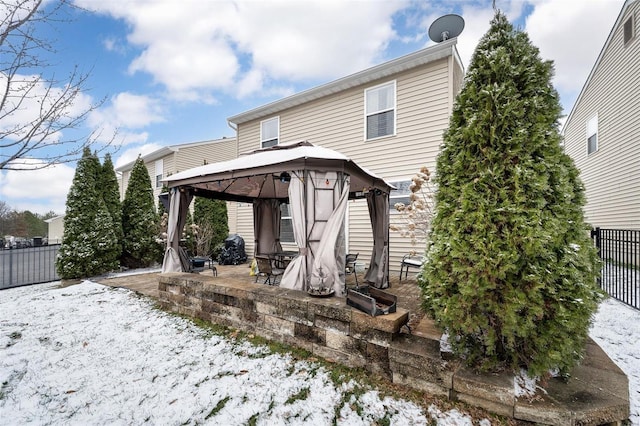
[365,81,396,140]
[624,15,634,45]
[261,117,279,148]
[389,180,411,212]
[280,203,294,243]
[587,115,598,155]
[155,159,163,188]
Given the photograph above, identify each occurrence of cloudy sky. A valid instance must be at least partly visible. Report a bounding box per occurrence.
[0,0,624,215]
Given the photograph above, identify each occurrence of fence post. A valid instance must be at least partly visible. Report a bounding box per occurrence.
[8,247,13,288]
[591,227,601,259]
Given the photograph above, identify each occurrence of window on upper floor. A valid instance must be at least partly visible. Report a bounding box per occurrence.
[624,15,634,45]
[587,115,598,155]
[261,117,279,148]
[155,159,163,188]
[389,180,411,212]
[365,81,396,140]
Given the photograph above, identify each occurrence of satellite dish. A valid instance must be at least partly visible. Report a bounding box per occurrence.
[428,14,465,42]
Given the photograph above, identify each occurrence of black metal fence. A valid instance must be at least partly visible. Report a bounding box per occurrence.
[591,227,639,310]
[0,244,61,290]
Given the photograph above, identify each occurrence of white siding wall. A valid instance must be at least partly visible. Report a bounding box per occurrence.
[564,2,640,229]
[235,57,462,272]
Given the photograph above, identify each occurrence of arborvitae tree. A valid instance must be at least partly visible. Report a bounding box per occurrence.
[194,196,229,257]
[57,148,119,278]
[420,12,602,377]
[100,153,123,260]
[122,156,159,268]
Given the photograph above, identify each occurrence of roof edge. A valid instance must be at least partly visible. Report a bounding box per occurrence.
[563,0,633,130]
[115,136,236,172]
[227,38,458,125]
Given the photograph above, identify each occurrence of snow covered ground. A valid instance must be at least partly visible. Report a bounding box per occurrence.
[0,280,637,425]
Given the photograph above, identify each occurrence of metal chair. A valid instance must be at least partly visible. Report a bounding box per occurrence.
[345,253,359,286]
[254,255,284,285]
[399,254,425,281]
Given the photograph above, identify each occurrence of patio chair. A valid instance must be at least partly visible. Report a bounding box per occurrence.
[254,255,284,285]
[179,247,217,276]
[399,254,425,281]
[345,253,359,287]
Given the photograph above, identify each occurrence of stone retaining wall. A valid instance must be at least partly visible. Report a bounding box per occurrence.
[157,273,629,426]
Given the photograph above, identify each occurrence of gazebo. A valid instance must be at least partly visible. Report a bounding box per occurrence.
[161,141,393,296]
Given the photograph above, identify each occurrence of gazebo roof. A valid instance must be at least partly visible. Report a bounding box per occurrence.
[163,141,394,202]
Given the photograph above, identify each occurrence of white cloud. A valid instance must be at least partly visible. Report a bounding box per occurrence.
[0,160,75,215]
[524,0,622,109]
[113,143,164,169]
[88,92,164,145]
[0,73,94,144]
[74,0,404,100]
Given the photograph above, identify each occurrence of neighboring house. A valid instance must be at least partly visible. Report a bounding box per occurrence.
[563,0,640,229]
[226,38,464,272]
[116,137,239,231]
[45,215,65,244]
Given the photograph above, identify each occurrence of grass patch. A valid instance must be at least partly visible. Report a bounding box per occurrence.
[247,412,259,425]
[158,305,514,425]
[205,396,230,420]
[285,386,310,405]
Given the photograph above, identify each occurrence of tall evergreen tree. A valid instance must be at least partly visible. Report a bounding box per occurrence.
[122,156,159,268]
[421,12,602,376]
[100,153,123,259]
[57,148,119,279]
[194,196,228,257]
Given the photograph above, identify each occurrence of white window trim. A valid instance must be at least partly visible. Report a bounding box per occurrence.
[260,116,280,148]
[587,114,598,156]
[624,14,635,46]
[155,159,163,188]
[388,179,411,213]
[280,203,294,244]
[364,80,397,141]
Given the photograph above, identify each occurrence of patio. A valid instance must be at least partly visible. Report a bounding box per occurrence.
[96,266,630,425]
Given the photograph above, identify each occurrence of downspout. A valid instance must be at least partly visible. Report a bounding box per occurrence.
[227,120,239,158]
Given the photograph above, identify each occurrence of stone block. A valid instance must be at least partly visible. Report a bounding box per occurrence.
[351,308,409,334]
[390,359,453,390]
[252,289,280,307]
[277,295,312,325]
[392,372,450,398]
[453,366,515,407]
[182,280,203,297]
[294,323,324,345]
[325,329,358,352]
[309,298,352,322]
[456,392,514,418]
[263,315,295,336]
[313,344,366,369]
[389,333,443,367]
[314,315,349,334]
[255,301,278,316]
[167,293,185,305]
[351,320,393,347]
[365,343,391,379]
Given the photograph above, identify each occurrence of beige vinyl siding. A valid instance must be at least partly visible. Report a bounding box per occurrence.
[564,1,640,229]
[174,138,237,173]
[235,57,461,271]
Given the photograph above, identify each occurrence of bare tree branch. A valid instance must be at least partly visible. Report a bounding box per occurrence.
[0,0,116,171]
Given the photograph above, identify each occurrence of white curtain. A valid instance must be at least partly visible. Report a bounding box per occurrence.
[161,188,194,273]
[253,199,282,256]
[364,191,389,288]
[280,171,307,291]
[308,175,350,296]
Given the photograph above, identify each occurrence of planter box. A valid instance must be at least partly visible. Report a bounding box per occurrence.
[346,285,397,316]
